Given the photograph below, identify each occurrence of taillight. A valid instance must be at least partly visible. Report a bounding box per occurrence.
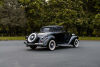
[25,36,28,39]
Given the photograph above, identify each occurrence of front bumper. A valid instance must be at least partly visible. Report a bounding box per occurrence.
[24,42,43,46]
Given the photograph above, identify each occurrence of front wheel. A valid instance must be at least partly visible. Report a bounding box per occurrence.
[48,40,56,51]
[29,45,37,49]
[72,39,79,48]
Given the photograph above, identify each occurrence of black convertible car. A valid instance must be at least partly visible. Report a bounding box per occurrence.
[24,25,79,50]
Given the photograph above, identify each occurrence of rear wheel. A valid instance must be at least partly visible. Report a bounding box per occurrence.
[72,39,79,48]
[48,40,56,51]
[29,45,37,49]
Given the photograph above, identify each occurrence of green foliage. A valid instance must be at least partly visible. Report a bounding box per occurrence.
[0,0,100,36]
[0,0,27,36]
[0,1,2,5]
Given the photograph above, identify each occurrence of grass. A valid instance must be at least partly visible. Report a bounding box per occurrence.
[0,36,100,40]
[0,36,25,40]
[79,37,100,40]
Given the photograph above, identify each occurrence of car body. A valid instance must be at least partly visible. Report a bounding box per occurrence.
[24,25,79,50]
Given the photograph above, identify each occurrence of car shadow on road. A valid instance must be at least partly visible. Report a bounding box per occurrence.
[26,46,73,52]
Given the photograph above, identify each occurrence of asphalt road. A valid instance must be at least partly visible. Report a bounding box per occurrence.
[0,40,100,67]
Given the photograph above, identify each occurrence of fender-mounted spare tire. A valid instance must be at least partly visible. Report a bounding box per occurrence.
[28,33,37,42]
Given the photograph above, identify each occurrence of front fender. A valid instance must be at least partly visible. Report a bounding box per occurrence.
[43,35,55,46]
[68,36,78,44]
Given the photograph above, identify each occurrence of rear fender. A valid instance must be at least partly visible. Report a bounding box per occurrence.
[68,36,78,45]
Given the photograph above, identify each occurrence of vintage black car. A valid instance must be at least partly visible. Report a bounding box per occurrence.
[24,25,79,50]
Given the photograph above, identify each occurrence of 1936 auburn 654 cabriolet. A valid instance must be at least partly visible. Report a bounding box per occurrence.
[24,25,79,51]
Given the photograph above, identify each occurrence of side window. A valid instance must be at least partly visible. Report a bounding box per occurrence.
[55,28,58,32]
[53,27,58,32]
[57,27,63,32]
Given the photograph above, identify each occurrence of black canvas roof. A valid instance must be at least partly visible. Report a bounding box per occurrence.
[43,25,63,28]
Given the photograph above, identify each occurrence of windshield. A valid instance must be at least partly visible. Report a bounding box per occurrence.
[40,27,51,32]
[40,26,64,32]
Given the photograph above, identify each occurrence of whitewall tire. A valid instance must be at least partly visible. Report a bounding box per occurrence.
[48,40,56,51]
[73,39,79,48]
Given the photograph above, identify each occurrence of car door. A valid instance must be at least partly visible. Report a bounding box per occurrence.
[54,32,65,44]
[64,32,72,43]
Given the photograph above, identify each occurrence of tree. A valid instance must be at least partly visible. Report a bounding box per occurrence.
[19,0,45,32]
[0,0,99,36]
[0,0,27,36]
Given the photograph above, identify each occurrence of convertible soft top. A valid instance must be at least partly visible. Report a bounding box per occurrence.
[43,25,63,28]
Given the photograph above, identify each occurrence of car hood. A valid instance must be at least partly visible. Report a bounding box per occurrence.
[37,32,51,38]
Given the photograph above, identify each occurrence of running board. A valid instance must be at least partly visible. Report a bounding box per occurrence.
[57,43,70,46]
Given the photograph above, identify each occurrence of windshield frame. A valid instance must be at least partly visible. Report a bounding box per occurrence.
[40,26,64,33]
[40,27,52,33]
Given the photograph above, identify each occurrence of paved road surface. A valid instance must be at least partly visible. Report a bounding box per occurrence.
[0,40,100,67]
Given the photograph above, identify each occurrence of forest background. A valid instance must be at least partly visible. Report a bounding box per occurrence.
[0,0,100,37]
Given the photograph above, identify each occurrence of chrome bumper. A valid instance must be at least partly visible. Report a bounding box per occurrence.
[24,42,43,46]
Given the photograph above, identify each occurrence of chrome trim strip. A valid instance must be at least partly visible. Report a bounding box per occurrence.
[34,43,43,45]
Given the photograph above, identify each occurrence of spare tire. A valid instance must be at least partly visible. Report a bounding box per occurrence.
[28,33,37,42]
